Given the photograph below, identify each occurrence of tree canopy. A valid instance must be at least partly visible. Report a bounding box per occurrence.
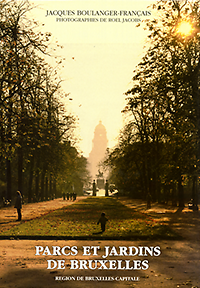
[0,0,90,203]
[104,0,200,207]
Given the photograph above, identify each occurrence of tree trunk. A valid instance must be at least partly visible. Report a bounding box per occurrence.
[178,175,184,207]
[18,146,23,196]
[171,181,177,206]
[45,174,48,200]
[6,159,12,200]
[40,170,45,201]
[6,100,12,201]
[49,173,53,199]
[34,153,40,201]
[53,179,57,198]
[28,156,34,203]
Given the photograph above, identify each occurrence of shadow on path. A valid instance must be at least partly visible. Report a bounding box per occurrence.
[0,197,86,233]
[118,197,200,242]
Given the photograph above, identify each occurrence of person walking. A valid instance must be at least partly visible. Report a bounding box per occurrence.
[97,212,108,233]
[92,180,96,196]
[105,179,109,197]
[14,191,22,221]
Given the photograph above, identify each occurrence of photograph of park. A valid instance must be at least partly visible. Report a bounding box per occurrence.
[0,0,200,287]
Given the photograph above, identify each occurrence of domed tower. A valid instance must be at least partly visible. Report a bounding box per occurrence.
[88,121,108,179]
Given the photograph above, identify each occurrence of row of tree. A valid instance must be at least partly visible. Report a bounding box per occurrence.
[104,0,200,207]
[0,0,90,203]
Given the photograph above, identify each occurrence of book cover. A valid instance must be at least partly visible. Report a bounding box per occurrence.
[0,0,199,287]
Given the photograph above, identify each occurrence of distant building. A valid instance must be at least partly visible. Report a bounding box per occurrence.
[88,121,108,179]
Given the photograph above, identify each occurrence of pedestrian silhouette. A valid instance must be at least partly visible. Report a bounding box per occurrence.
[73,192,77,201]
[105,180,109,197]
[14,191,22,221]
[97,212,108,232]
[93,180,96,196]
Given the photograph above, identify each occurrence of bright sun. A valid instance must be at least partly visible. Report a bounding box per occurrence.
[176,21,194,36]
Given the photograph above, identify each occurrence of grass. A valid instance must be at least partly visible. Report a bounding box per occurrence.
[0,197,180,240]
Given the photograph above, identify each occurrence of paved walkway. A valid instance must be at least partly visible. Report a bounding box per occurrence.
[0,197,86,233]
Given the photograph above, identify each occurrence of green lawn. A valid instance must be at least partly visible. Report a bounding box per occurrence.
[0,197,180,240]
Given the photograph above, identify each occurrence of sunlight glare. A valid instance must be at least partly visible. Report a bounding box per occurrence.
[176,21,193,36]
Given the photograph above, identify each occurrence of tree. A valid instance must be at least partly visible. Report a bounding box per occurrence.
[104,0,200,207]
[0,0,90,203]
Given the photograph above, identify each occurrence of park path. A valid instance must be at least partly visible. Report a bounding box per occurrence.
[0,195,199,288]
[118,197,200,242]
[0,196,86,233]
[0,195,199,241]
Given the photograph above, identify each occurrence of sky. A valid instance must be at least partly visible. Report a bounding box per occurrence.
[29,0,155,157]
